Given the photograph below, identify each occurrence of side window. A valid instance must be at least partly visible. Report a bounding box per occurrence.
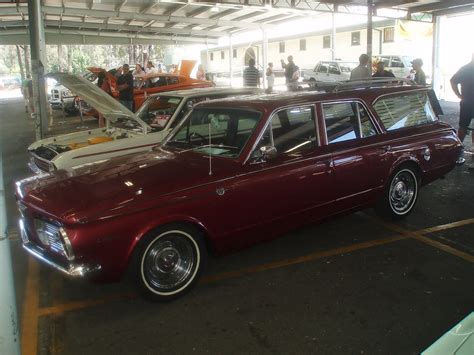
[257,106,317,155]
[373,92,437,131]
[390,56,404,68]
[323,102,377,144]
[328,63,340,75]
[317,64,328,74]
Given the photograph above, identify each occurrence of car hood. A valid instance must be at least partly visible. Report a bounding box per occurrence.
[18,147,238,224]
[46,73,151,132]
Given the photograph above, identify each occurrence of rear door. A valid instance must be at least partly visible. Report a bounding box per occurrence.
[314,62,329,81]
[321,100,391,209]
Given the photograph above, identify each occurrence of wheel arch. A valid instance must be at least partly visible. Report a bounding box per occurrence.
[124,216,216,272]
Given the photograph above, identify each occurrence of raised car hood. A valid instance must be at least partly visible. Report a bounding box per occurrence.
[46,73,150,131]
[19,147,237,224]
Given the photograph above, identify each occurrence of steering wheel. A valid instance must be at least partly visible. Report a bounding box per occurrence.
[189,131,207,145]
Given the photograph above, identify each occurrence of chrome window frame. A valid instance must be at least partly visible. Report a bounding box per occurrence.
[244,103,319,165]
[321,99,381,145]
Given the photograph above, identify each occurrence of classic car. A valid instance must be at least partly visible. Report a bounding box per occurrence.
[303,61,358,83]
[89,60,214,111]
[28,73,258,173]
[17,81,462,301]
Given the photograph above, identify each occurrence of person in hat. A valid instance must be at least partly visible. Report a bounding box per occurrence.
[411,58,426,85]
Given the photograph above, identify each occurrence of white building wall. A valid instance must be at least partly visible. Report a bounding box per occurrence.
[203,22,431,75]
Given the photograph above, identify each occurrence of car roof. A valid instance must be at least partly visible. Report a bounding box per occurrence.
[147,87,260,99]
[196,85,428,112]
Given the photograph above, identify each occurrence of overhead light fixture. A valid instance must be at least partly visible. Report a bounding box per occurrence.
[211,6,219,12]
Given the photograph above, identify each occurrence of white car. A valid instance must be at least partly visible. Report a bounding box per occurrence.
[303,61,358,83]
[28,73,259,173]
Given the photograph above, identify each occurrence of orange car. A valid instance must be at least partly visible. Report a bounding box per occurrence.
[88,60,214,111]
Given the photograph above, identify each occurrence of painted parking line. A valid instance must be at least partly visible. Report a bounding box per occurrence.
[22,216,474,354]
[21,257,39,355]
[361,214,474,263]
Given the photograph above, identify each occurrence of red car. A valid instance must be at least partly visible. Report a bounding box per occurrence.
[89,60,214,110]
[16,82,462,301]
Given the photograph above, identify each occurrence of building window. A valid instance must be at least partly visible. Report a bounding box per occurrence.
[221,51,225,59]
[210,52,214,61]
[383,27,394,43]
[233,49,237,58]
[300,39,306,51]
[323,35,331,49]
[351,31,360,46]
[279,41,285,53]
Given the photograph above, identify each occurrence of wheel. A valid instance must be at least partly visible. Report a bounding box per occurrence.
[133,224,207,301]
[375,166,419,220]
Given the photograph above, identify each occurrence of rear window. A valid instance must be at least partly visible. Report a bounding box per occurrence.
[373,92,437,131]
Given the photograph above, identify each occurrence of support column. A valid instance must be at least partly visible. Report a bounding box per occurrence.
[28,0,49,140]
[228,34,233,87]
[432,15,441,98]
[262,27,268,90]
[0,155,20,355]
[367,0,373,70]
[331,12,336,61]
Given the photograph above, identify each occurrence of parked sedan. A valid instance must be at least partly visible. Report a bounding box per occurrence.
[28,73,258,173]
[16,82,462,301]
[303,61,358,83]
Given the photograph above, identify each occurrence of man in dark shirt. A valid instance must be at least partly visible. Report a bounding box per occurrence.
[117,64,134,111]
[451,53,474,167]
[411,58,426,85]
[372,62,395,78]
[243,58,260,87]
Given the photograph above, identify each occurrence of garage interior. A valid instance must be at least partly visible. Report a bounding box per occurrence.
[0,1,473,354]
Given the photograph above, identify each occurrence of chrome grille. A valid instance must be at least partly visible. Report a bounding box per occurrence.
[44,223,65,254]
[31,156,51,172]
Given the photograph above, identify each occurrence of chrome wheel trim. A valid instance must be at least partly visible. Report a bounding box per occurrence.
[140,230,200,296]
[389,169,417,215]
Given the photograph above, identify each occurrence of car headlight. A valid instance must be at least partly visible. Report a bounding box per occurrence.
[34,219,75,260]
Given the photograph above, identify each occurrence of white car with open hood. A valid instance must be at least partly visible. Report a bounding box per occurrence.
[28,73,259,173]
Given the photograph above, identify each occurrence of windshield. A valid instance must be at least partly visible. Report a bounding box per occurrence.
[137,95,183,130]
[165,108,262,158]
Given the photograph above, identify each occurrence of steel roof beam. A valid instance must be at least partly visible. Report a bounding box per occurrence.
[408,0,474,13]
[35,5,264,29]
[0,28,219,44]
[433,4,474,16]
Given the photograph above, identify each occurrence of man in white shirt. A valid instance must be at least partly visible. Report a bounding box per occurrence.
[145,61,160,84]
[350,54,371,80]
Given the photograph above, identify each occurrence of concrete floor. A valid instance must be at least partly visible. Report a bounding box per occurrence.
[1,97,473,355]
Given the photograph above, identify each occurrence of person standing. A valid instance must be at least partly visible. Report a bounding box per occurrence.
[372,62,395,78]
[117,63,134,112]
[97,71,112,127]
[196,64,206,81]
[411,58,426,85]
[281,55,299,91]
[451,53,474,167]
[266,62,275,93]
[350,54,371,80]
[243,58,260,87]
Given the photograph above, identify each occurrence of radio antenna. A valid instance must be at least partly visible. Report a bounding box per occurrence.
[208,122,212,176]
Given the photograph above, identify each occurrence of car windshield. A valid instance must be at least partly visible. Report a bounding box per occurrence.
[165,108,261,158]
[137,96,183,131]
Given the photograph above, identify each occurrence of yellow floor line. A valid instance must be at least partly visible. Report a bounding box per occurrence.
[21,257,40,355]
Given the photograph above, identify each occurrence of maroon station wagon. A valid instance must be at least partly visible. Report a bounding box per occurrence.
[16,82,462,301]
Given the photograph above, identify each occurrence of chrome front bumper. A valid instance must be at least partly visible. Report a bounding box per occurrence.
[20,221,101,277]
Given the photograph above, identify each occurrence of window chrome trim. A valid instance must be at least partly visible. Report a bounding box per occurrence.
[371,89,437,132]
[244,103,318,165]
[320,98,381,146]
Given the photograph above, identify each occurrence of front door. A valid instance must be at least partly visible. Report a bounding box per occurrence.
[210,105,335,249]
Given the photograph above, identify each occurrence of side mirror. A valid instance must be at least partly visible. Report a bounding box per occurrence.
[259,145,278,161]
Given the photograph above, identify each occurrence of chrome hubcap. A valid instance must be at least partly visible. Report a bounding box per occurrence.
[143,233,196,292]
[389,170,416,214]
